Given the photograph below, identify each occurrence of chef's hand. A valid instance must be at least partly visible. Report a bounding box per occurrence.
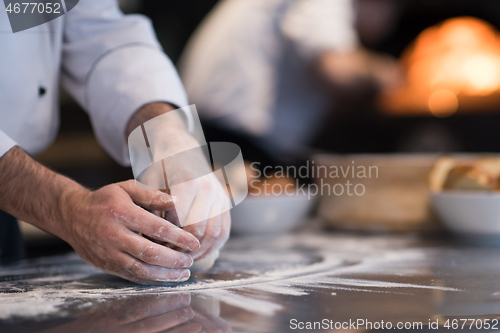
[127,103,232,264]
[159,131,231,262]
[0,148,200,284]
[62,180,200,284]
[318,49,404,91]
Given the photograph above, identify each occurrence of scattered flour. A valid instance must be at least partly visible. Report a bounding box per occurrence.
[0,233,464,320]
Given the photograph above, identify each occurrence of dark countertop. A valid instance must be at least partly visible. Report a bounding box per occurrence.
[1,231,500,333]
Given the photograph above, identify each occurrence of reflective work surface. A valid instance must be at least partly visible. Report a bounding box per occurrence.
[1,231,500,332]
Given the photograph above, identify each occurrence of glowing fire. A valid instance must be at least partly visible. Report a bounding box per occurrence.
[380,17,500,117]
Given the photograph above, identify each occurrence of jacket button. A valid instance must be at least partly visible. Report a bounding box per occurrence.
[39,87,46,96]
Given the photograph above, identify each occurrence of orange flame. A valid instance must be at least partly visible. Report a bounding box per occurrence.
[380,17,500,117]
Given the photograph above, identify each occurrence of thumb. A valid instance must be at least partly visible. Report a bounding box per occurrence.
[119,180,177,211]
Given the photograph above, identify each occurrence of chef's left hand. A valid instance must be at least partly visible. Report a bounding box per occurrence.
[127,103,232,263]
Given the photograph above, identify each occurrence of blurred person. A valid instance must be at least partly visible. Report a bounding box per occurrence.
[0,0,230,284]
[179,0,402,167]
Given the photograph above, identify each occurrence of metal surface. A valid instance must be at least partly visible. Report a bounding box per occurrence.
[1,231,500,332]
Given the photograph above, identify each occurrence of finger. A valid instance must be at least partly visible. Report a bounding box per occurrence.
[125,205,200,252]
[195,212,222,261]
[165,207,181,227]
[211,211,231,253]
[190,206,222,261]
[163,322,203,333]
[114,252,191,283]
[183,220,208,241]
[182,188,211,239]
[183,185,215,231]
[119,180,177,211]
[169,183,199,226]
[125,307,195,333]
[121,231,193,269]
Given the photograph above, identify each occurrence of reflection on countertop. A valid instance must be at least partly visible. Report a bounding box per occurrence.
[1,231,500,332]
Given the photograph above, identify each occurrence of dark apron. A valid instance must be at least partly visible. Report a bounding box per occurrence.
[0,210,25,264]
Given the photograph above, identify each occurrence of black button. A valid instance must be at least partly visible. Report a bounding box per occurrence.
[39,87,46,96]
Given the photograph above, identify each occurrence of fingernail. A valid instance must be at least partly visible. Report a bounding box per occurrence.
[188,238,200,251]
[183,255,194,268]
[179,270,191,281]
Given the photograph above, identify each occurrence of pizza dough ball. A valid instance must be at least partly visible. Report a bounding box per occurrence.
[191,250,219,273]
[139,233,220,273]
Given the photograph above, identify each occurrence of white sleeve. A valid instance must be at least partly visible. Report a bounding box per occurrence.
[280,0,359,59]
[61,0,190,166]
[0,130,17,159]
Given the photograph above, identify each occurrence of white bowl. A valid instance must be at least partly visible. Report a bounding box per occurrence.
[230,194,314,235]
[431,191,500,235]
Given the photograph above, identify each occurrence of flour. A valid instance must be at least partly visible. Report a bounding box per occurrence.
[200,289,283,315]
[326,286,413,294]
[322,278,462,291]
[0,233,463,320]
[0,292,66,319]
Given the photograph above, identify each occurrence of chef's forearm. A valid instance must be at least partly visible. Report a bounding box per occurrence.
[125,102,187,139]
[317,49,402,92]
[317,50,373,90]
[0,146,88,238]
[0,101,192,235]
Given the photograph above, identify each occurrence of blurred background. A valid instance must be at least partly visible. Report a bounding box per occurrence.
[27,0,500,256]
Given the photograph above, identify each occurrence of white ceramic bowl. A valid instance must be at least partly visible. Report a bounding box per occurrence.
[431,191,500,235]
[230,194,314,235]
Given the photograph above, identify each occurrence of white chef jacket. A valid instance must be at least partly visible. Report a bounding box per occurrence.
[0,0,189,166]
[179,0,358,152]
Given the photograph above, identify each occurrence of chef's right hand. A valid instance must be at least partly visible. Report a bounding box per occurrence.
[61,179,200,284]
